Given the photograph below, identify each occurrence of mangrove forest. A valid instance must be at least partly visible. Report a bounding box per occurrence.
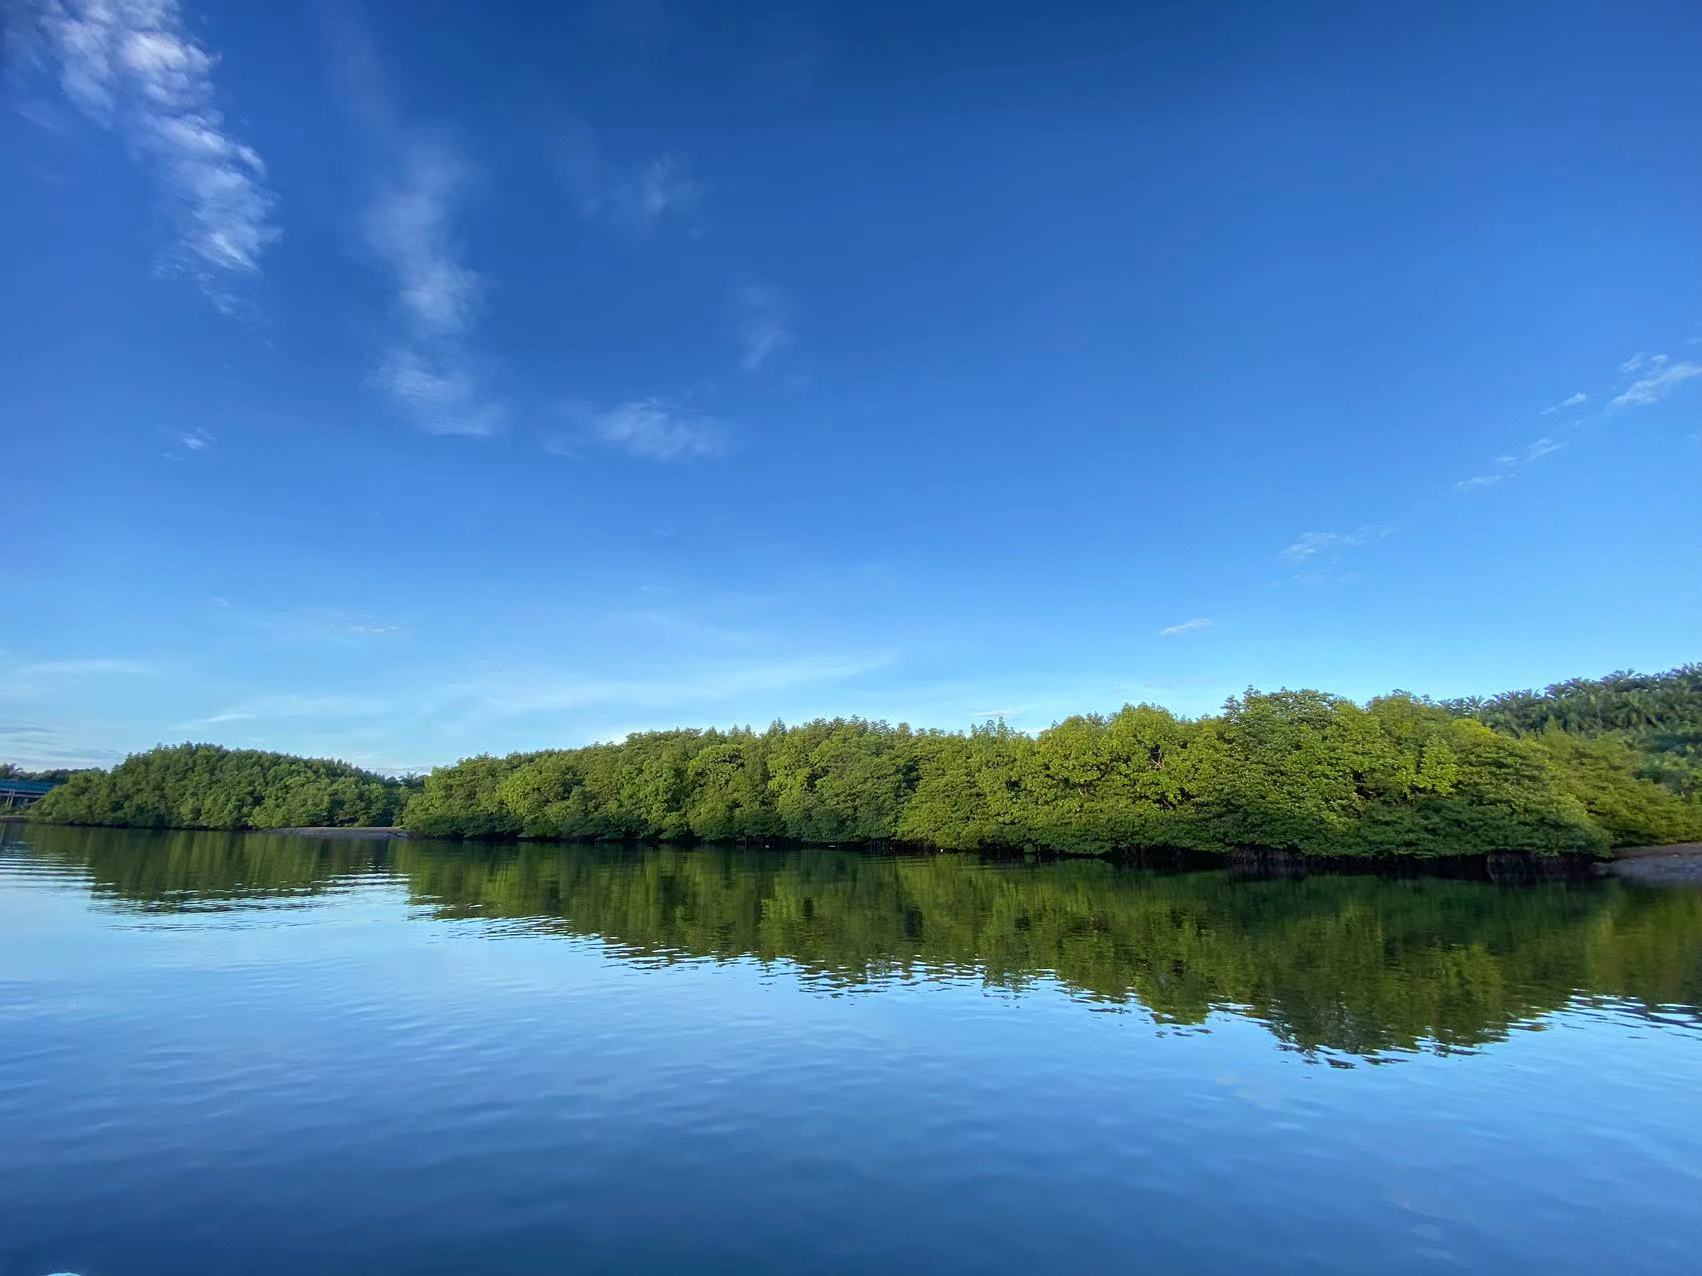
[23,664,1702,859]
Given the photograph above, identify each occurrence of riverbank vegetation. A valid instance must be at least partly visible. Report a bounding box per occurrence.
[26,665,1702,858]
[28,744,413,830]
[398,681,1699,857]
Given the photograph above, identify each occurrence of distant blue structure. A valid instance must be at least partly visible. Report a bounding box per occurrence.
[0,778,57,808]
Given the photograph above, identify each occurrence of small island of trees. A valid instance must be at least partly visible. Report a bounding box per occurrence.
[25,745,412,831]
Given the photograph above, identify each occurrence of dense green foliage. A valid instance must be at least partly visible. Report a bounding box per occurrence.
[1445,664,1702,740]
[401,681,1700,857]
[1439,665,1702,847]
[24,826,1702,1057]
[30,744,413,830]
[27,665,1701,855]
[1446,664,1702,799]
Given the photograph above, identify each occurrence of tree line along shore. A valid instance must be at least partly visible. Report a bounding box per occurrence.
[18,665,1702,860]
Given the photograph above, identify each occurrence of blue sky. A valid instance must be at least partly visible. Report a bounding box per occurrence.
[5,0,1700,774]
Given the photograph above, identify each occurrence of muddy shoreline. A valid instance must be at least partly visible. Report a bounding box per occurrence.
[274,825,409,840]
[1602,842,1702,886]
[22,817,1697,884]
[254,824,1702,887]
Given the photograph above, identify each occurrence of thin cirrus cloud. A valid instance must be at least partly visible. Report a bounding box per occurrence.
[1157,618,1213,638]
[732,283,794,371]
[372,342,503,439]
[1455,343,1699,493]
[1610,353,1702,410]
[175,692,392,732]
[1280,527,1388,566]
[557,116,698,234]
[591,400,726,462]
[1281,341,1695,578]
[364,140,504,438]
[240,605,409,645]
[1539,391,1587,416]
[324,10,503,440]
[1455,436,1566,493]
[158,425,212,457]
[19,0,279,310]
[367,142,482,337]
[0,727,125,769]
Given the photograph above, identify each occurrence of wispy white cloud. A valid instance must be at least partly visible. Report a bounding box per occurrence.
[178,709,253,727]
[1280,527,1389,566]
[372,344,503,438]
[19,0,278,310]
[591,400,725,461]
[558,117,697,233]
[1540,391,1587,416]
[324,11,502,441]
[0,733,127,769]
[363,140,504,436]
[239,605,410,646]
[1157,618,1212,637]
[1453,473,1504,492]
[157,425,212,457]
[175,691,391,732]
[732,282,793,371]
[366,141,481,337]
[1610,354,1702,409]
[0,720,127,771]
[1455,435,1565,493]
[1450,341,1696,492]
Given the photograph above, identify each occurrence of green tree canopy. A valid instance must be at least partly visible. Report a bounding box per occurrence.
[29,664,1702,856]
[31,743,412,831]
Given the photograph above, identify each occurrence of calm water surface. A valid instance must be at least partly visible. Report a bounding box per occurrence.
[3,825,1700,1275]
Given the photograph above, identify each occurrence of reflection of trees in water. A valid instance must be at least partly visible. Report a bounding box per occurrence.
[17,825,384,911]
[22,826,1702,1058]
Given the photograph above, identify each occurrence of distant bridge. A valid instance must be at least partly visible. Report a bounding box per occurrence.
[0,779,57,809]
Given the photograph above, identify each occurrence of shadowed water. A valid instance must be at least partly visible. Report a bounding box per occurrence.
[3,824,1700,1274]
